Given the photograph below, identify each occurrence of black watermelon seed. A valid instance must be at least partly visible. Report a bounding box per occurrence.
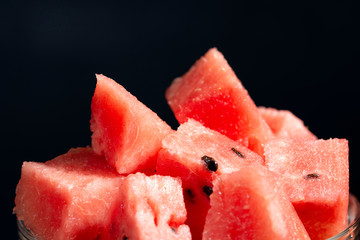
[201,155,218,172]
[304,173,320,179]
[123,236,128,240]
[203,185,213,196]
[184,188,195,203]
[185,188,194,199]
[171,227,177,233]
[231,147,245,158]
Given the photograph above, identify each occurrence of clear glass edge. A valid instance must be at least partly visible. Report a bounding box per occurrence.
[17,218,35,240]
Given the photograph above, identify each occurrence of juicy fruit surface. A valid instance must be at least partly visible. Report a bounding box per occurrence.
[258,107,317,140]
[203,165,311,240]
[157,119,264,240]
[159,119,264,174]
[15,147,124,240]
[264,138,349,240]
[165,48,274,155]
[46,147,120,177]
[91,74,172,174]
[105,173,191,240]
[15,148,191,240]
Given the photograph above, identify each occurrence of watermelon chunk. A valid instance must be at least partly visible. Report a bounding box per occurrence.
[203,165,311,240]
[103,173,191,240]
[15,147,123,240]
[156,119,263,240]
[91,74,172,174]
[165,48,274,155]
[258,106,317,139]
[264,138,349,240]
[15,147,191,240]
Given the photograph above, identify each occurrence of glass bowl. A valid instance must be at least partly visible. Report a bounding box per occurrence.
[17,194,360,240]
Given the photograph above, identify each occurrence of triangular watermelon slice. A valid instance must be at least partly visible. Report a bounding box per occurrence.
[90,74,172,175]
[165,48,274,155]
[203,165,311,240]
[264,138,349,240]
[258,106,317,139]
[157,119,264,240]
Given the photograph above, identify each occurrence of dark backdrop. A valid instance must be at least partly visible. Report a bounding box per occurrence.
[1,1,359,238]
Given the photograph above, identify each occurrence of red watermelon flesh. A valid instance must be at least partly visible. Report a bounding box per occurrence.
[14,147,124,240]
[165,48,274,155]
[91,74,172,175]
[264,138,349,240]
[103,173,191,240]
[202,165,311,240]
[15,147,191,240]
[258,106,317,140]
[156,119,264,240]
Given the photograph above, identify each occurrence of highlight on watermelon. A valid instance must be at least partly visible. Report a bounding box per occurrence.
[14,48,359,240]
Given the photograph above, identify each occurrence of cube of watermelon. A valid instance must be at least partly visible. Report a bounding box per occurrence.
[91,74,172,175]
[264,138,349,240]
[103,173,191,240]
[258,106,317,139]
[165,48,274,155]
[203,165,311,240]
[15,147,191,240]
[157,119,264,240]
[15,147,123,239]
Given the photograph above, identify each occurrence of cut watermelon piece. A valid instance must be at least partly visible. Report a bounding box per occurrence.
[14,147,124,240]
[91,74,172,175]
[156,119,264,240]
[203,165,311,240]
[258,106,317,139]
[165,48,274,155]
[15,147,191,240]
[264,138,349,240]
[103,173,191,240]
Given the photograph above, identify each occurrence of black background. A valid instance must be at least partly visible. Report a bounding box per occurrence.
[1,1,359,238]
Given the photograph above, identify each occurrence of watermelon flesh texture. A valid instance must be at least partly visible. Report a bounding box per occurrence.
[15,147,124,240]
[258,106,317,139]
[103,173,191,240]
[264,138,349,240]
[91,74,172,175]
[165,48,274,155]
[15,147,191,240]
[202,165,311,240]
[156,119,264,240]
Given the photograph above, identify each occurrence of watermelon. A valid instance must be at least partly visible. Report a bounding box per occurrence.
[103,173,191,240]
[15,147,123,239]
[14,48,352,240]
[202,165,311,240]
[90,74,172,175]
[264,138,349,240]
[165,48,274,155]
[258,106,316,139]
[156,119,264,240]
[15,147,191,240]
